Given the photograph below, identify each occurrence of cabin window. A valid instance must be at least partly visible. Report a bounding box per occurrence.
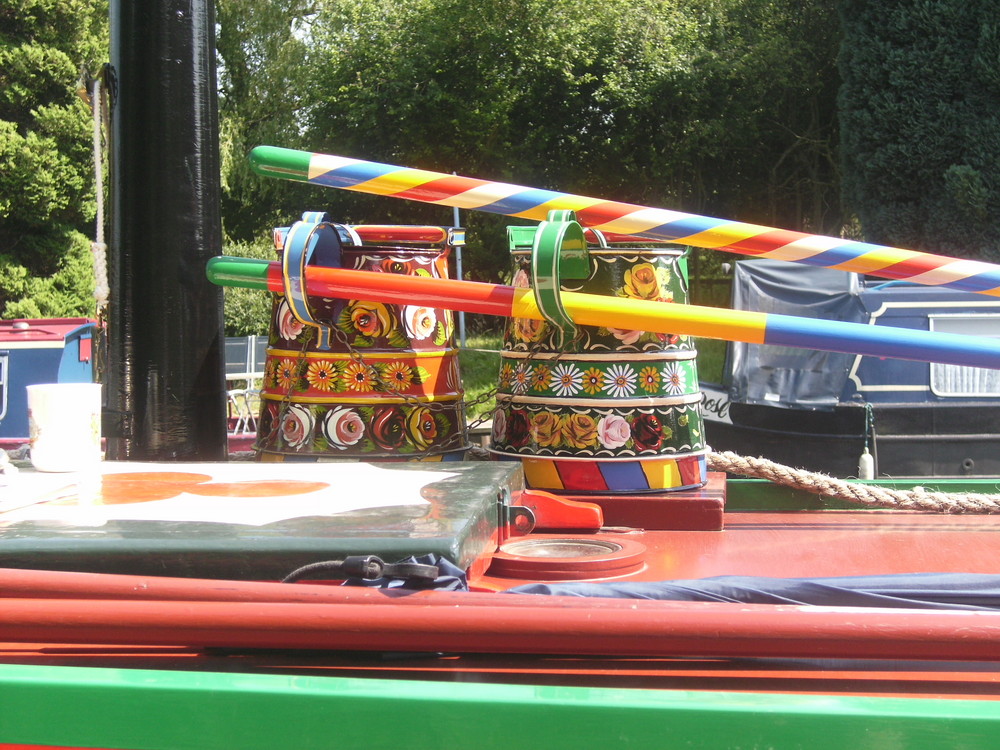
[929,314,1000,397]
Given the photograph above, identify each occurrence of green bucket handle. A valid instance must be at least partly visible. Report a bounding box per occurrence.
[529,210,590,348]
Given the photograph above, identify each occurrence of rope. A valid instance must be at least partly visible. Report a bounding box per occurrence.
[90,76,109,312]
[708,450,1000,514]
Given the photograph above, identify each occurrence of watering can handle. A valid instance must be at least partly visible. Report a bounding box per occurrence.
[530,210,590,348]
[281,212,346,351]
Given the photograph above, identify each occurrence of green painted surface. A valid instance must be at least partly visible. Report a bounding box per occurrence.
[0,663,999,750]
[206,256,272,290]
[0,462,521,579]
[248,145,312,181]
[724,477,1000,511]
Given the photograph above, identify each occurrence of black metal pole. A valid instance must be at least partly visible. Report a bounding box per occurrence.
[107,0,227,460]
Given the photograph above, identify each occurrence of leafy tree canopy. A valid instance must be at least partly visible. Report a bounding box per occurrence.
[839,0,1000,259]
[218,0,843,296]
[0,0,107,318]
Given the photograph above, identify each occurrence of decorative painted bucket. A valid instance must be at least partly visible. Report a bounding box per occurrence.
[255,214,468,462]
[489,215,707,493]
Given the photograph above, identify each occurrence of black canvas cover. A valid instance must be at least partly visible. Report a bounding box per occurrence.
[727,259,867,409]
[506,573,1000,611]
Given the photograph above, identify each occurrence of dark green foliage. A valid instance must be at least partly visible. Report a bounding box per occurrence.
[218,0,843,294]
[0,0,107,317]
[839,0,1000,259]
[221,237,277,335]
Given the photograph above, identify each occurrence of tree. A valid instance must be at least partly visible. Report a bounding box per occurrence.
[217,0,843,295]
[839,0,1000,260]
[0,0,108,318]
[221,236,276,335]
[216,0,321,242]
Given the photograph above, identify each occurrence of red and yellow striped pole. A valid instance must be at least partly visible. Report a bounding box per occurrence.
[207,256,1000,370]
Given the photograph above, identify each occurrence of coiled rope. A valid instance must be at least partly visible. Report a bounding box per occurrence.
[708,450,1000,514]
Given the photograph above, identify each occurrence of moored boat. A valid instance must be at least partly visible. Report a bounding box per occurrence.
[702,259,1000,478]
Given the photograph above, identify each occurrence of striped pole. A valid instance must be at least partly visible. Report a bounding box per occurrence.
[207,256,1000,370]
[249,146,1000,297]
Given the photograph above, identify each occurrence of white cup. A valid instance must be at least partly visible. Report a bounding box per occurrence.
[27,383,103,472]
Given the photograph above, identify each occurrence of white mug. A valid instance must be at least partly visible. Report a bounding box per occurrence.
[27,383,103,472]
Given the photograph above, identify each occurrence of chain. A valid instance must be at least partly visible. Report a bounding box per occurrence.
[254,324,313,453]
[264,299,473,459]
[464,312,575,441]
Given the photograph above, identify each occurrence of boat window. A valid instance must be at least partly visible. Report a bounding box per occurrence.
[929,314,1000,397]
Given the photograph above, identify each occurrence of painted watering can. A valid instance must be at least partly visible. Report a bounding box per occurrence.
[256,212,468,462]
[488,211,708,493]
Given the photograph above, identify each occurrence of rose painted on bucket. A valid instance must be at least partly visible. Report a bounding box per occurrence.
[280,404,315,449]
[608,327,643,346]
[562,413,599,449]
[622,263,673,302]
[505,409,531,448]
[597,414,631,449]
[346,300,393,338]
[371,407,408,450]
[513,316,545,343]
[631,412,664,451]
[491,408,508,442]
[403,305,436,340]
[277,299,305,340]
[324,407,365,449]
[406,405,439,450]
[529,411,563,448]
[378,258,414,275]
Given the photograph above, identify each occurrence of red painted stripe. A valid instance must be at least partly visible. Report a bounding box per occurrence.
[679,456,703,486]
[390,175,487,203]
[575,201,643,227]
[556,461,609,492]
[725,229,807,255]
[352,225,448,243]
[878,254,950,279]
[2,596,1000,661]
[0,745,120,750]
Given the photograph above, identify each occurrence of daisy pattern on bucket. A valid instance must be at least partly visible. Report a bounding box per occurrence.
[512,363,533,394]
[530,364,552,391]
[551,363,583,397]
[305,360,338,392]
[638,366,661,393]
[661,361,687,395]
[603,363,637,397]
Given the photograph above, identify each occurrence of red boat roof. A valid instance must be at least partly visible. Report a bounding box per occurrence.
[0,317,96,344]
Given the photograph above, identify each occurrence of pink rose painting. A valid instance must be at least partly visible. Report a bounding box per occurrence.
[608,327,643,346]
[277,299,305,341]
[597,414,631,449]
[280,404,315,450]
[323,407,365,449]
[491,409,508,442]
